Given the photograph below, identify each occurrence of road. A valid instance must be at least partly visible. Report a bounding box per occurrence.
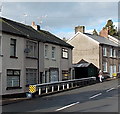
[2,79,120,113]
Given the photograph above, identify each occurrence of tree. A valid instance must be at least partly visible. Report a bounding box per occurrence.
[105,19,117,36]
[93,29,98,35]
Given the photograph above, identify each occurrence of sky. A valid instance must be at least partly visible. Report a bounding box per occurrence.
[0,1,119,39]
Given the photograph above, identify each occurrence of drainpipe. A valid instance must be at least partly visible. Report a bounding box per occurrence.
[38,41,40,84]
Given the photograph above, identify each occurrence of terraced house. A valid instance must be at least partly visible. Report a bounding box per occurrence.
[0,17,73,96]
[67,26,120,78]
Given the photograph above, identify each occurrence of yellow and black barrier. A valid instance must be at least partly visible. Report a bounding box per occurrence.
[29,85,37,93]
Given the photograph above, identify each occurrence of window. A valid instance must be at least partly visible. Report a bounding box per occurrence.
[26,40,37,58]
[26,69,37,85]
[7,69,20,88]
[103,62,107,72]
[113,65,116,73]
[0,36,1,55]
[118,50,120,58]
[110,48,113,57]
[51,47,55,59]
[62,70,69,80]
[113,49,116,57]
[45,45,48,58]
[103,47,107,56]
[10,39,16,57]
[62,48,68,59]
[119,64,120,72]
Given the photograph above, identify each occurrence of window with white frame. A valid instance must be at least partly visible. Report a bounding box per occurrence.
[103,62,107,72]
[113,49,116,57]
[26,40,37,58]
[62,48,68,59]
[119,64,120,72]
[103,47,107,56]
[26,69,37,85]
[7,69,20,88]
[51,47,56,59]
[45,45,48,58]
[118,50,120,58]
[113,65,116,73]
[110,48,113,57]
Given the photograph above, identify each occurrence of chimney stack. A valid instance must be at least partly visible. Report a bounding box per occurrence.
[99,27,108,38]
[31,21,40,31]
[75,26,85,34]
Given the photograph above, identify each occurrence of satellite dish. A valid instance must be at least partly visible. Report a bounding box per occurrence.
[24,48,30,53]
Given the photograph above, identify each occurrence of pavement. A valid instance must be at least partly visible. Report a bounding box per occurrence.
[1,77,118,106]
[1,97,30,106]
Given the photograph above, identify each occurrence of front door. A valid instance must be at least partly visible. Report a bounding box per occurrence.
[50,69,59,82]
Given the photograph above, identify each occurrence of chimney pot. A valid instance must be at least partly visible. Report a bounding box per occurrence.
[31,21,40,31]
[32,21,35,26]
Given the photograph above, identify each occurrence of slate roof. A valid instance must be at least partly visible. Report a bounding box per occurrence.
[73,59,90,68]
[0,17,73,48]
[73,59,98,68]
[84,33,119,47]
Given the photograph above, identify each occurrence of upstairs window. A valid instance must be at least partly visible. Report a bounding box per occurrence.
[103,47,107,56]
[51,47,56,59]
[10,39,16,57]
[113,49,116,57]
[118,50,120,58]
[45,45,48,58]
[26,40,37,58]
[62,48,68,59]
[110,48,113,57]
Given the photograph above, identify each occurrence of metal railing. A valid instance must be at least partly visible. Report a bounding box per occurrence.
[28,77,96,97]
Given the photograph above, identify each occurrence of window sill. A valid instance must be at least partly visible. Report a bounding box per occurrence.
[45,57,49,60]
[0,54,3,57]
[109,56,117,59]
[10,56,18,59]
[26,57,38,60]
[103,71,108,73]
[62,57,68,59]
[51,58,56,61]
[6,87,22,90]
[103,55,107,57]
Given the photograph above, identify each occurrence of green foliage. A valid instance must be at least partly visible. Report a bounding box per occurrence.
[105,19,117,36]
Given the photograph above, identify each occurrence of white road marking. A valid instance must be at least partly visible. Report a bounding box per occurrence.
[55,102,79,111]
[106,88,115,92]
[117,85,120,88]
[89,93,102,99]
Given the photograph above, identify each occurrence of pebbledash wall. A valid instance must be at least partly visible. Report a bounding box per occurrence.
[0,17,73,96]
[43,42,72,83]
[1,33,26,95]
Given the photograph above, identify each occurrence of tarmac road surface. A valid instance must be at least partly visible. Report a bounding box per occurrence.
[2,79,120,113]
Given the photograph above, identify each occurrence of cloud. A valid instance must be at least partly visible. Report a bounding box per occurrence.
[1,2,118,38]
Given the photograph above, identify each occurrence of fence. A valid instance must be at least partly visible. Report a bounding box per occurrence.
[28,77,96,98]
